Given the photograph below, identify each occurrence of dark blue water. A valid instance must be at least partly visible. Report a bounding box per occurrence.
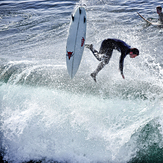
[1,0,163,163]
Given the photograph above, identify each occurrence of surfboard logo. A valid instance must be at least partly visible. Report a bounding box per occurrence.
[81,37,85,47]
[67,51,74,60]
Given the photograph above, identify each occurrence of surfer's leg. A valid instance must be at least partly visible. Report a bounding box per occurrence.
[91,39,112,61]
[91,50,113,82]
[91,61,106,82]
[85,44,103,61]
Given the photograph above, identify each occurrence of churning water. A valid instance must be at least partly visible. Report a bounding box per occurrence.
[0,0,163,162]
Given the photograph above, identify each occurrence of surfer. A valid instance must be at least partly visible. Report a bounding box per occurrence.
[156,6,163,24]
[85,39,139,82]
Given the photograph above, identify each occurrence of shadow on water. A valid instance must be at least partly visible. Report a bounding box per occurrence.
[1,119,163,163]
[0,156,60,163]
[128,119,163,163]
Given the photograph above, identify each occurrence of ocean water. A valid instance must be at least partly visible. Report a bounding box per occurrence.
[0,0,163,163]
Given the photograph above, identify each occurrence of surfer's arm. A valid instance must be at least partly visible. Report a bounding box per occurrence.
[119,54,125,79]
[159,13,163,24]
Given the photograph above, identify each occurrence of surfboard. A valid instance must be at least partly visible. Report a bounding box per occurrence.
[66,7,86,79]
[137,12,162,27]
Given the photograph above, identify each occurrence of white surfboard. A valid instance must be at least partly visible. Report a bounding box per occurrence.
[66,7,86,79]
[137,12,163,27]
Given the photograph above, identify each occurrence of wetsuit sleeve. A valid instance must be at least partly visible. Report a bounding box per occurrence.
[119,54,125,76]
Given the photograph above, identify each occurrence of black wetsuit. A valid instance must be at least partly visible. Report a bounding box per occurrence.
[159,12,163,23]
[90,38,131,77]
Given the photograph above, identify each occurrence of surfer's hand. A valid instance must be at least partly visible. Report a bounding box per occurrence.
[122,74,125,79]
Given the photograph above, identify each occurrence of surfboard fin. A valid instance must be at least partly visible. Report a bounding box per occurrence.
[71,15,74,21]
[84,17,86,23]
[79,8,81,14]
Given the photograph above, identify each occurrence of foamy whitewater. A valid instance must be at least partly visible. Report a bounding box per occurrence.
[0,0,163,163]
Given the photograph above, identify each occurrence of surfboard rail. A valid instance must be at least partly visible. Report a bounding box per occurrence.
[137,12,163,27]
[66,7,87,79]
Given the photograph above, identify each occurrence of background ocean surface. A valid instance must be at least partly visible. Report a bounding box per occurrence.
[0,0,163,163]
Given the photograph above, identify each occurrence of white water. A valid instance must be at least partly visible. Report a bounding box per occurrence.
[1,82,162,163]
[1,0,163,163]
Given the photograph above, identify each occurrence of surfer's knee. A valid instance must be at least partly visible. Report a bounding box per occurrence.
[93,52,102,61]
[104,59,109,64]
[102,55,110,64]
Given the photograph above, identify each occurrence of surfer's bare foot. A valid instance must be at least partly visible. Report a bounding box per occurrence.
[90,73,96,82]
[85,44,93,51]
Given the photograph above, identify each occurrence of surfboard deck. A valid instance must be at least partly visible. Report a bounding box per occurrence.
[66,7,86,79]
[137,12,162,27]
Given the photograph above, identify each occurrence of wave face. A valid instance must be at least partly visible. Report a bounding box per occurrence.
[0,0,163,163]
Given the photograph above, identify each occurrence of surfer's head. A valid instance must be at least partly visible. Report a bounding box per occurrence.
[156,6,162,14]
[129,48,139,58]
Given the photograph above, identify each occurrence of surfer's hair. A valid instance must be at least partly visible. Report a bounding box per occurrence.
[156,6,162,11]
[130,48,139,56]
